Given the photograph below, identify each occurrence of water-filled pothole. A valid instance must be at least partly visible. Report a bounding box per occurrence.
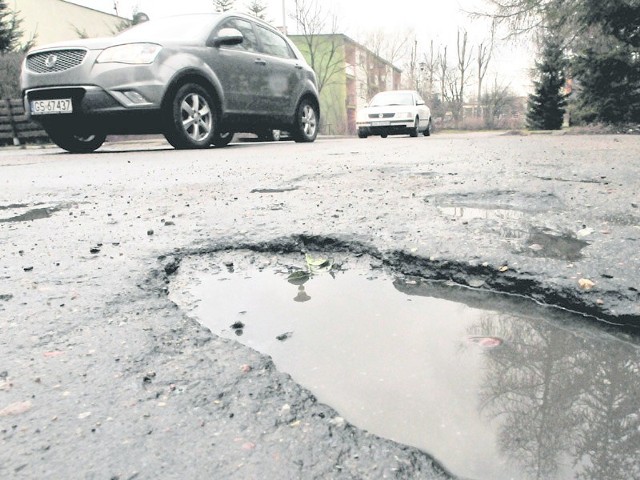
[170,251,640,480]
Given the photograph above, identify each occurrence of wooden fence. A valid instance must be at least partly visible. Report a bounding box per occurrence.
[0,98,49,146]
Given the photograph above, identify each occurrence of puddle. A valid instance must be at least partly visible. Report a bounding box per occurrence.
[170,253,640,480]
[425,190,564,213]
[522,228,589,261]
[427,192,591,261]
[0,204,69,223]
[438,206,525,221]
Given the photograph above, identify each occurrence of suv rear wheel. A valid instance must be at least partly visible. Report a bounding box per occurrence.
[46,126,106,153]
[292,99,318,143]
[212,131,234,147]
[164,83,216,149]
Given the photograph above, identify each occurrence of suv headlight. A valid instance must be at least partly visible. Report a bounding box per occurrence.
[97,43,161,64]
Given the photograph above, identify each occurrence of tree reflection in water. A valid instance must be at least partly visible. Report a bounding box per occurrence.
[469,315,640,479]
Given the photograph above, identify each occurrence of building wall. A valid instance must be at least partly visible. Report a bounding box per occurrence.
[290,34,401,135]
[11,0,125,47]
[290,34,348,135]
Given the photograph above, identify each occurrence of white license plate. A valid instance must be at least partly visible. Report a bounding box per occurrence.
[372,121,390,126]
[31,98,73,115]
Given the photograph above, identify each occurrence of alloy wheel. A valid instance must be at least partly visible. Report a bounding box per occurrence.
[181,93,213,142]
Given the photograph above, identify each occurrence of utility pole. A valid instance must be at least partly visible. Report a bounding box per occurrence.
[282,0,287,34]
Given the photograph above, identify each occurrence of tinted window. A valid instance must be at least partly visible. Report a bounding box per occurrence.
[218,18,258,53]
[255,25,295,59]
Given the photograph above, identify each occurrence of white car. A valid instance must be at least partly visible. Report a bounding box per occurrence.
[356,90,432,138]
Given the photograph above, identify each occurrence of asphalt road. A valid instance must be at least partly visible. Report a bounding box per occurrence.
[1,132,639,479]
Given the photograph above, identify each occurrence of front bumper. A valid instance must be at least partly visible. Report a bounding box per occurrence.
[356,120,414,135]
[24,86,163,134]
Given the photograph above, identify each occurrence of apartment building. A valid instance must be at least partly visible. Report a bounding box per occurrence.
[289,34,401,135]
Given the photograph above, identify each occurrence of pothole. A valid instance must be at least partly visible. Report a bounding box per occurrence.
[0,202,73,223]
[169,250,640,480]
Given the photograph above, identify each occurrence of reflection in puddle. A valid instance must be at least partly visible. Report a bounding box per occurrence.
[170,256,640,480]
[523,228,589,261]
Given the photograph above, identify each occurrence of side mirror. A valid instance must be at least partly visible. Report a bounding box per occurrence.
[212,28,243,47]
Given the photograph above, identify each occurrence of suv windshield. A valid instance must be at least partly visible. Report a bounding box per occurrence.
[116,14,221,42]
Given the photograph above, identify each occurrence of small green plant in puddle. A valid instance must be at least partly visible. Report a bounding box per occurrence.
[286,253,334,286]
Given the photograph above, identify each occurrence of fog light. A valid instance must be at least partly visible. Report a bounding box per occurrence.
[123,91,148,104]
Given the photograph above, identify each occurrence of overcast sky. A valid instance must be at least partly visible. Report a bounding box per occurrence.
[65,0,533,95]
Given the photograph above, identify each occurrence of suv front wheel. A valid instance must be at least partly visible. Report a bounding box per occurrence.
[292,99,318,143]
[164,83,216,149]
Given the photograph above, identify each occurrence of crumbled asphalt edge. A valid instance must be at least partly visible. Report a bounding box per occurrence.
[162,233,640,329]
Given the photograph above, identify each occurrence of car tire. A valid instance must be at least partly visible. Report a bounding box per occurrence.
[212,131,234,147]
[410,117,419,137]
[424,118,432,136]
[164,83,216,149]
[45,127,106,153]
[357,129,368,139]
[292,99,319,143]
[381,133,388,138]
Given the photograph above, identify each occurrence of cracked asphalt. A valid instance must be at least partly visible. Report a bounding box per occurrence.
[1,131,639,479]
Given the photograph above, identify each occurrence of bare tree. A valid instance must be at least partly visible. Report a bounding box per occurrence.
[291,0,343,94]
[455,29,473,124]
[406,39,419,91]
[360,27,410,68]
[476,32,494,117]
[471,0,581,40]
[358,28,411,99]
[438,45,449,102]
[483,78,521,129]
[421,40,438,100]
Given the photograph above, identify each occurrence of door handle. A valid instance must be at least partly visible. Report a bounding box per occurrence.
[295,64,303,69]
[254,58,267,66]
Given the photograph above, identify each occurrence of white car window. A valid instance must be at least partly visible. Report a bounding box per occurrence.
[370,92,414,107]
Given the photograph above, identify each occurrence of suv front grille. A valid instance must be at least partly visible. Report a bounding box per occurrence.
[26,49,87,73]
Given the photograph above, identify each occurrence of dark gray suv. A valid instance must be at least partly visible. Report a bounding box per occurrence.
[20,12,320,153]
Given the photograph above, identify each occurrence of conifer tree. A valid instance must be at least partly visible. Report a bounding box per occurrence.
[0,0,23,53]
[246,0,267,19]
[213,0,235,12]
[526,36,567,130]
